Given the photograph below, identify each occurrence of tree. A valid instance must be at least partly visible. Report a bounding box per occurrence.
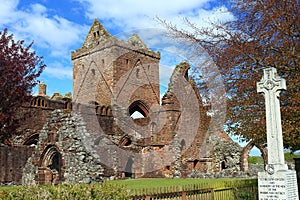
[0,29,45,142]
[160,0,300,151]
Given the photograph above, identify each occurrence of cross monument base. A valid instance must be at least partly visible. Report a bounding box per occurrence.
[258,169,298,200]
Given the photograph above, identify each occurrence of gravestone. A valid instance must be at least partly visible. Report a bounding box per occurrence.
[257,67,298,199]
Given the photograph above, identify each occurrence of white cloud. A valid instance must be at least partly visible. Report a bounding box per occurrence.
[44,62,72,80]
[0,0,18,24]
[159,64,174,90]
[0,0,87,58]
[75,0,234,32]
[0,0,233,97]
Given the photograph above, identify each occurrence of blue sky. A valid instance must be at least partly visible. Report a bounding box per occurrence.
[0,0,234,95]
[0,0,261,156]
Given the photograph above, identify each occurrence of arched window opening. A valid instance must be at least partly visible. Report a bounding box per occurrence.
[193,160,200,169]
[180,139,186,151]
[129,100,149,119]
[221,160,226,170]
[23,134,39,146]
[131,111,145,119]
[106,106,112,116]
[30,99,35,106]
[91,69,95,75]
[65,101,71,110]
[125,157,133,178]
[101,106,106,115]
[120,136,132,147]
[96,106,101,114]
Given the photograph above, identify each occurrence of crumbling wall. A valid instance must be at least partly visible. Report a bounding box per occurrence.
[0,146,35,185]
[213,139,243,173]
[22,110,105,185]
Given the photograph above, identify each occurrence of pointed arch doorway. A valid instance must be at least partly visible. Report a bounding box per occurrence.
[38,145,63,185]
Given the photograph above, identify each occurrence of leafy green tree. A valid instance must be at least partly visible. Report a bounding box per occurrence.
[160,0,300,151]
[0,29,45,142]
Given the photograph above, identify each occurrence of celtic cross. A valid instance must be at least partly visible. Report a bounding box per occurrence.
[257,67,287,172]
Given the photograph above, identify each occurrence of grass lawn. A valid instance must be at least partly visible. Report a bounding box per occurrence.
[109,178,252,190]
[0,178,255,192]
[0,178,257,200]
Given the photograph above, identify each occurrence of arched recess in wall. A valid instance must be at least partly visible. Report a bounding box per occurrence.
[88,101,99,114]
[23,134,39,146]
[125,157,134,178]
[64,100,72,110]
[129,100,149,118]
[39,145,63,185]
[135,59,142,79]
[30,97,48,108]
[30,98,36,106]
[119,135,132,147]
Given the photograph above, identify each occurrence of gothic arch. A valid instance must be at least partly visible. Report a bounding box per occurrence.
[100,105,107,115]
[30,98,36,106]
[240,141,268,171]
[64,101,72,110]
[106,106,112,116]
[30,97,48,108]
[23,134,39,146]
[125,157,134,178]
[129,100,149,117]
[119,135,132,147]
[96,105,101,114]
[38,145,63,185]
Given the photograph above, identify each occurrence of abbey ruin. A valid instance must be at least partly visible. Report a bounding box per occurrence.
[0,19,250,185]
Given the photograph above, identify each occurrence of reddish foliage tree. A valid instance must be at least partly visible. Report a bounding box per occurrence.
[160,0,300,151]
[0,29,45,142]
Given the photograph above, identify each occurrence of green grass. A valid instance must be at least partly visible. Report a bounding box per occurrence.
[109,178,251,190]
[110,178,258,200]
[0,178,255,192]
[0,178,257,200]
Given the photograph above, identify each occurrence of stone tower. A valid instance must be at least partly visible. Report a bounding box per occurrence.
[38,81,46,96]
[71,19,160,117]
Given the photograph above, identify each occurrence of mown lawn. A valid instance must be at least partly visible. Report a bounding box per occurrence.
[110,177,253,190]
[0,178,258,200]
[0,178,254,191]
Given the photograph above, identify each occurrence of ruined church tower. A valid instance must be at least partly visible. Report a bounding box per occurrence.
[71,19,160,117]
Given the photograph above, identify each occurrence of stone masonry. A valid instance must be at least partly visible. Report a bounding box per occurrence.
[0,19,246,185]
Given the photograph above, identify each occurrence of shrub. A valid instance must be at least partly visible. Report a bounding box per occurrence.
[0,182,130,200]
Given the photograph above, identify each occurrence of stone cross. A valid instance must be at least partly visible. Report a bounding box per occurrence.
[257,67,287,172]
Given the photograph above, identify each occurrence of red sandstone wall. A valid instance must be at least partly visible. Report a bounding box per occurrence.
[0,146,35,185]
